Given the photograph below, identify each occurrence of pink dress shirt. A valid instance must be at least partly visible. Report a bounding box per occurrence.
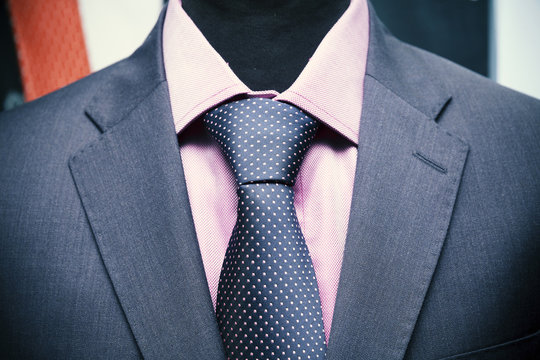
[163,0,369,342]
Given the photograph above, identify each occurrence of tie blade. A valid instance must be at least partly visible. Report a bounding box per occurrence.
[217,183,326,359]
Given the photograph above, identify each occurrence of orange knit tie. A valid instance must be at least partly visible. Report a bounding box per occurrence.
[8,0,91,101]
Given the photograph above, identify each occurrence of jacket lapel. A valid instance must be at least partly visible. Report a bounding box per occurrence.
[68,11,226,360]
[326,5,469,360]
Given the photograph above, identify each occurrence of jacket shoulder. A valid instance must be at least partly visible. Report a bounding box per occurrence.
[386,36,540,150]
[1,68,105,148]
[406,39,540,120]
[0,61,125,197]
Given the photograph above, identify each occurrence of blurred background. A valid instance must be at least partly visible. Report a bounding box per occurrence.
[1,0,539,112]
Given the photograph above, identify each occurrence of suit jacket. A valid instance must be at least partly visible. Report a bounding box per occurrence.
[1,5,539,360]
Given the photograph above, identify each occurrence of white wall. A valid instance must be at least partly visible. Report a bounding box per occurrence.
[78,0,163,72]
[491,0,540,99]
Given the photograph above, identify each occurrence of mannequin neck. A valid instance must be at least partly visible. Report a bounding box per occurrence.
[183,0,344,16]
[181,0,350,92]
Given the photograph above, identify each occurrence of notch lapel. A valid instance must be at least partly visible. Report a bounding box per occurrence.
[69,82,226,360]
[327,76,468,360]
[68,11,226,360]
[326,5,469,359]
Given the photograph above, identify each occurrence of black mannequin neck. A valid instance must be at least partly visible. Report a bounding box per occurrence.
[181,0,350,92]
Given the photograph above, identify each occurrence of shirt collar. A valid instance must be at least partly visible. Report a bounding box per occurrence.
[163,0,369,145]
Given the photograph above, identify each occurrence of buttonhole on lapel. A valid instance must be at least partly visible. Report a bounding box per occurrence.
[413,151,447,174]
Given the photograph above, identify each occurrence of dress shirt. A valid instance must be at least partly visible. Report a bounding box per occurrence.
[163,0,369,342]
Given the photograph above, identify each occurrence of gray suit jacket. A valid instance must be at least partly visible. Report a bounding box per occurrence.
[1,5,539,360]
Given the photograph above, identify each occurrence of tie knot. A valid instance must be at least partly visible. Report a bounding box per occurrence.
[203,98,318,186]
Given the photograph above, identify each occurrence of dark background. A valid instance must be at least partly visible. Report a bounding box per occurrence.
[371,0,489,76]
[0,0,489,111]
[0,2,24,112]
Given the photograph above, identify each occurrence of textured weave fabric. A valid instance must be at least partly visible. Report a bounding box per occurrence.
[8,0,90,101]
[163,0,370,342]
[206,98,326,359]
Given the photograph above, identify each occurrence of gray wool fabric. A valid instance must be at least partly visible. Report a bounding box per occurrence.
[1,3,539,360]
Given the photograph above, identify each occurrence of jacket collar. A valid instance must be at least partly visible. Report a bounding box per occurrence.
[83,8,167,133]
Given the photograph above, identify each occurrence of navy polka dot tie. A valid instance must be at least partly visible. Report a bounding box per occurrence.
[203,98,326,360]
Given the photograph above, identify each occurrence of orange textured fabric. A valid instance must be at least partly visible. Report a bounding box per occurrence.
[8,0,90,101]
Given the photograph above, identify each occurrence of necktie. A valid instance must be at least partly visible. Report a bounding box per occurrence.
[8,0,90,101]
[203,98,326,360]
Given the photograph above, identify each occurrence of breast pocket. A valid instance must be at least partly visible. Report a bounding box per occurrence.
[437,330,540,360]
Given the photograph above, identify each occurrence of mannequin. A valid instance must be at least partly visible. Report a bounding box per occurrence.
[182,0,350,92]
